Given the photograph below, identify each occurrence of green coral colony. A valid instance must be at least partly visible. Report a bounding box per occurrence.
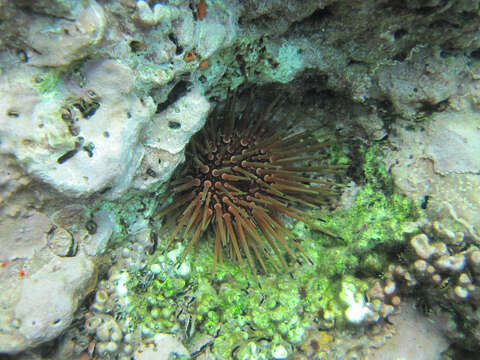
[125,93,420,358]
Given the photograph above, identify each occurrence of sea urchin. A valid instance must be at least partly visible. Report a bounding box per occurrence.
[155,91,345,277]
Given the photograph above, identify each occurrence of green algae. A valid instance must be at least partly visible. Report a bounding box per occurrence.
[32,60,86,96]
[363,145,394,194]
[120,144,421,358]
[33,70,62,96]
[125,239,375,358]
[314,144,421,275]
[320,183,419,258]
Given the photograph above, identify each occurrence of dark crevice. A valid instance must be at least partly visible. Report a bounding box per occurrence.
[169,33,183,55]
[428,19,460,29]
[418,98,449,114]
[82,142,95,158]
[421,195,430,210]
[7,110,19,118]
[347,59,367,66]
[393,28,408,40]
[156,80,189,113]
[129,40,146,53]
[295,6,333,26]
[168,121,181,129]
[71,98,100,119]
[413,5,440,16]
[392,50,409,62]
[57,149,79,164]
[470,48,480,60]
[440,48,461,58]
[57,138,84,164]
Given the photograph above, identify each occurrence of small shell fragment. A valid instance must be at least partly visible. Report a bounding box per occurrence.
[47,227,77,257]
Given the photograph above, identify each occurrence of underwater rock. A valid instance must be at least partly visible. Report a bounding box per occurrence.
[376,47,467,120]
[192,3,238,59]
[410,234,436,260]
[368,302,449,360]
[1,0,480,357]
[385,63,480,237]
[338,276,373,324]
[144,87,210,155]
[131,145,184,191]
[51,205,89,232]
[386,108,480,238]
[64,58,154,199]
[0,59,154,199]
[0,211,51,261]
[26,1,105,67]
[0,252,96,354]
[17,0,81,19]
[136,1,180,27]
[135,88,210,191]
[240,0,319,25]
[0,67,72,170]
[49,205,115,257]
[0,156,33,217]
[424,110,480,175]
[81,209,115,257]
[383,227,480,350]
[133,333,189,360]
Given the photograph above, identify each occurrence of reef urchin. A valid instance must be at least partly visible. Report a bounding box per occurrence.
[156,91,345,277]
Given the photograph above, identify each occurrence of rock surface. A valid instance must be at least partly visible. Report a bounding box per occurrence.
[386,100,480,238]
[0,251,96,354]
[369,302,449,360]
[0,211,51,261]
[26,1,105,67]
[133,334,189,360]
[134,88,210,191]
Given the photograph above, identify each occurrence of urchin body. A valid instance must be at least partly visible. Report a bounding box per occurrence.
[157,94,342,276]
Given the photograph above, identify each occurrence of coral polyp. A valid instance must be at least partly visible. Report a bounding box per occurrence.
[156,92,345,276]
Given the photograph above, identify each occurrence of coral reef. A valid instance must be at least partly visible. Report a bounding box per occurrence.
[0,0,479,358]
[295,300,448,360]
[349,220,480,353]
[83,273,134,359]
[119,142,419,359]
[406,224,480,350]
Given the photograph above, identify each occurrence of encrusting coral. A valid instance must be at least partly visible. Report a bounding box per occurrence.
[154,90,346,277]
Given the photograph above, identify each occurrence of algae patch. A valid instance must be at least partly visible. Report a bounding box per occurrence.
[123,144,421,358]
